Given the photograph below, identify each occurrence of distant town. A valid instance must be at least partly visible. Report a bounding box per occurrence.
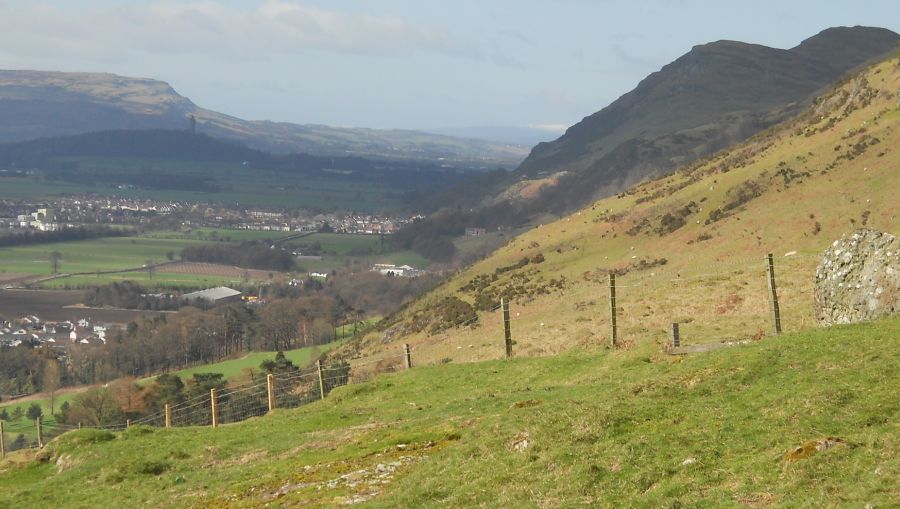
[0,195,421,236]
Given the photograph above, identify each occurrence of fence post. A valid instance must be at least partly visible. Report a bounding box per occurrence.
[78,422,82,430]
[502,297,512,358]
[670,322,680,348]
[766,253,783,335]
[1,420,5,458]
[267,374,276,413]
[210,388,219,428]
[317,360,326,400]
[164,404,171,428]
[36,416,43,448]
[609,273,618,346]
[403,343,412,369]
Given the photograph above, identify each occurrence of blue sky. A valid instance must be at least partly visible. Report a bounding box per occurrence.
[0,1,898,131]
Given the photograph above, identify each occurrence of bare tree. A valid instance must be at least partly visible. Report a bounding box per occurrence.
[43,359,62,415]
[50,251,62,274]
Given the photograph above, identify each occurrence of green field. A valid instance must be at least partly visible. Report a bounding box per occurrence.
[0,236,210,277]
[1,313,897,507]
[287,233,430,272]
[0,231,430,289]
[140,341,346,384]
[144,228,299,243]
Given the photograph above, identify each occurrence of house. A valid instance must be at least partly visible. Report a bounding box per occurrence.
[183,286,242,304]
[465,227,487,236]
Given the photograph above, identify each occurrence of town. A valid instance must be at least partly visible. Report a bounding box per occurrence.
[0,196,419,236]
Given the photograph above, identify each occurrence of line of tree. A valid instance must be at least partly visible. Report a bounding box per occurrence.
[180,242,295,272]
[0,225,133,248]
[82,281,181,311]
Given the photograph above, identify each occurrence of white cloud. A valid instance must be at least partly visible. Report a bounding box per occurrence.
[0,0,478,64]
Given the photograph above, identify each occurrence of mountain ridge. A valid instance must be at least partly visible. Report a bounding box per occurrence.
[0,70,527,166]
[511,26,900,209]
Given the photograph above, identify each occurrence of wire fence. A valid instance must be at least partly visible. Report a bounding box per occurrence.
[0,251,820,457]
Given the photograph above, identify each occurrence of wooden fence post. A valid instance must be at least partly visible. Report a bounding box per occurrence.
[502,297,512,358]
[164,404,171,428]
[766,253,783,335]
[210,388,218,428]
[78,422,82,429]
[267,374,276,413]
[403,344,412,369]
[0,420,5,458]
[317,360,326,400]
[126,419,131,429]
[609,273,618,346]
[36,416,43,448]
[670,322,680,348]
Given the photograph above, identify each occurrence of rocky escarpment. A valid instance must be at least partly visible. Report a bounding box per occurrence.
[815,229,900,326]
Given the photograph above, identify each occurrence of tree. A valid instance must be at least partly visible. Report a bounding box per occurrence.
[26,402,42,420]
[166,251,175,261]
[43,358,62,415]
[66,387,122,426]
[11,406,23,421]
[146,260,156,280]
[50,250,62,274]
[0,408,9,421]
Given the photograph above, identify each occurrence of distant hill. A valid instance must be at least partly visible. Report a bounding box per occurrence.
[0,129,472,210]
[425,125,567,146]
[0,70,528,167]
[427,26,898,217]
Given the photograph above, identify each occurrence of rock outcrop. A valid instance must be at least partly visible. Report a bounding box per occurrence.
[815,229,900,326]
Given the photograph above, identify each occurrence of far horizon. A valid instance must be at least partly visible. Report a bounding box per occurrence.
[0,1,899,131]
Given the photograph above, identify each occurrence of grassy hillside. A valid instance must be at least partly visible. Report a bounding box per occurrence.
[339,53,900,369]
[0,314,897,508]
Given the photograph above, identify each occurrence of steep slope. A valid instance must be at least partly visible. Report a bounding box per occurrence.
[509,26,899,211]
[0,70,527,166]
[339,49,900,368]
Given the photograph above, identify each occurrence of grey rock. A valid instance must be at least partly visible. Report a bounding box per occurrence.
[815,229,900,326]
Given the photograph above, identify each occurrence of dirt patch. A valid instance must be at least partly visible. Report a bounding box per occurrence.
[161,262,286,281]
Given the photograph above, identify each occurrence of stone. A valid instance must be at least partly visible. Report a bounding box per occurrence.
[815,229,900,326]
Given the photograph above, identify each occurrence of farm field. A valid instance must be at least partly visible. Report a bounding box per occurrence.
[285,233,430,272]
[0,236,212,277]
[0,289,167,322]
[145,228,300,243]
[0,234,301,289]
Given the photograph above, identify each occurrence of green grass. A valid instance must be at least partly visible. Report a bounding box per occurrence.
[143,228,298,243]
[1,315,897,508]
[139,341,346,384]
[0,236,211,277]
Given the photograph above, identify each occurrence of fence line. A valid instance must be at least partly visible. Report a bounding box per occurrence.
[1,251,813,456]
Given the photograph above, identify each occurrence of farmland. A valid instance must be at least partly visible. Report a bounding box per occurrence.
[0,289,167,322]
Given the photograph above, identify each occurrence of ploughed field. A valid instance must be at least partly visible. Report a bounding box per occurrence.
[0,289,166,323]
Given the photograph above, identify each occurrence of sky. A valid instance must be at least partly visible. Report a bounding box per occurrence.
[0,0,899,132]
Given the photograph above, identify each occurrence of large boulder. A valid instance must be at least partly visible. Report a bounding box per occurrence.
[815,229,900,326]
